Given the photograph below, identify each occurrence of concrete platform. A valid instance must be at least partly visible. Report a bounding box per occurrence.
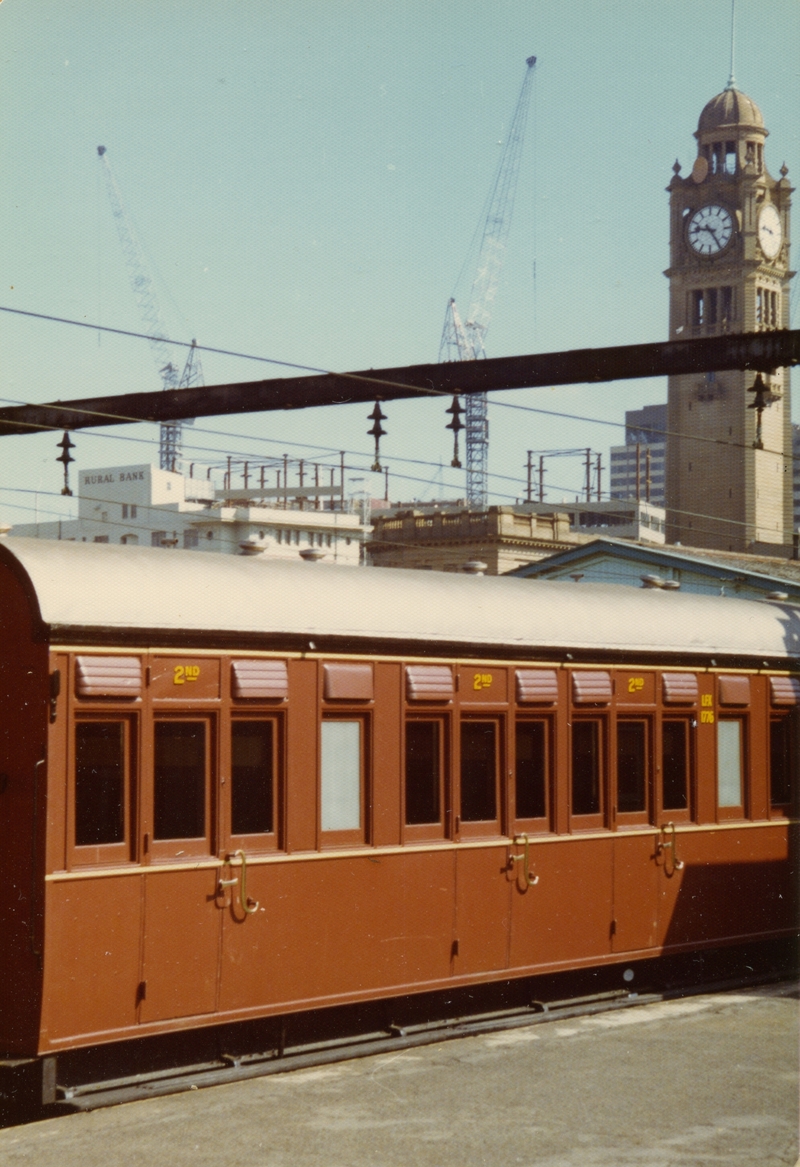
[0,982,797,1167]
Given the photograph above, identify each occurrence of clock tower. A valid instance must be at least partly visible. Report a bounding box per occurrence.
[665,83,793,553]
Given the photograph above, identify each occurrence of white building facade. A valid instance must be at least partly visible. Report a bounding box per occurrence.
[11,464,367,565]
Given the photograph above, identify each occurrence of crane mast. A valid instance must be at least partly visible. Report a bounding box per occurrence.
[439,55,536,507]
[97,146,202,471]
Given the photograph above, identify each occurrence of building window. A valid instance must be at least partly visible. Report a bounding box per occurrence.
[120,534,139,546]
[93,535,109,543]
[706,287,718,326]
[151,530,167,548]
[183,528,199,550]
[691,289,704,327]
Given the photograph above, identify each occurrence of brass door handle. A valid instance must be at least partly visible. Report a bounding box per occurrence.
[218,850,260,914]
[510,834,539,890]
[657,822,685,871]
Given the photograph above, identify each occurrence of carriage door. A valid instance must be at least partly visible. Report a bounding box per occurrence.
[140,702,221,1024]
[455,705,511,975]
[653,674,697,948]
[611,673,658,955]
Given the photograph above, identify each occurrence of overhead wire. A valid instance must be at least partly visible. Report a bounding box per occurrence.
[1,303,797,538]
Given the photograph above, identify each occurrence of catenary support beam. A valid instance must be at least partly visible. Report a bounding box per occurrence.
[0,330,797,437]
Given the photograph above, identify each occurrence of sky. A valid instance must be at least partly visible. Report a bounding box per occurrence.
[1,0,799,526]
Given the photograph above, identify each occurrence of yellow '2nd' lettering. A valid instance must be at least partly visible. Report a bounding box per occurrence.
[174,664,201,685]
[473,672,493,691]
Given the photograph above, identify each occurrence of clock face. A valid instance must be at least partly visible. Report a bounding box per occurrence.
[687,204,734,255]
[758,204,782,260]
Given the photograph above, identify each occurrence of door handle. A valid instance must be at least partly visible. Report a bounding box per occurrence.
[218,850,260,915]
[509,834,539,890]
[657,822,685,871]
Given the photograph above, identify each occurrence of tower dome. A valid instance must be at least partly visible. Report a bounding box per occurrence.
[696,87,765,137]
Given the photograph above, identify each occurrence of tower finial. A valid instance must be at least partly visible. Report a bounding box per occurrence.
[726,0,736,89]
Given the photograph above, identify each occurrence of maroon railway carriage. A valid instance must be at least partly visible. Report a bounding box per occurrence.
[0,538,797,1099]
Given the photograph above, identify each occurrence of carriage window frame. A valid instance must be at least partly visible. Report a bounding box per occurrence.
[513,718,552,833]
[70,715,136,868]
[717,717,747,820]
[660,718,694,823]
[319,715,369,848]
[769,715,793,816]
[404,716,449,842]
[570,717,606,829]
[459,717,503,838]
[615,718,651,827]
[227,716,282,852]
[149,716,215,861]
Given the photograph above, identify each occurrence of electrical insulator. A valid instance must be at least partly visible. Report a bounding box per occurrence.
[747,373,779,450]
[368,402,387,472]
[56,432,75,497]
[446,396,465,468]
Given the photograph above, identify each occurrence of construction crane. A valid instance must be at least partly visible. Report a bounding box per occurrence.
[97,146,203,471]
[439,55,537,507]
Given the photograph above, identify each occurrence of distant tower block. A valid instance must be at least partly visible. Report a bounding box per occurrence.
[665,85,794,553]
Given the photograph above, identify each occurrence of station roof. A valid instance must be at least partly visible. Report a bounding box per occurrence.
[508,538,800,599]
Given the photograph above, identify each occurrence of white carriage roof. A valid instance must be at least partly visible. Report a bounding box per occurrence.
[3,537,799,661]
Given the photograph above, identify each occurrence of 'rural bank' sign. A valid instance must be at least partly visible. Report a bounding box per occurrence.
[83,470,145,486]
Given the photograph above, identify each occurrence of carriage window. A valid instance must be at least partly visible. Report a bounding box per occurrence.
[406,720,441,825]
[770,718,792,808]
[154,721,206,839]
[232,721,274,836]
[717,719,743,810]
[662,721,689,811]
[617,721,647,814]
[515,721,548,821]
[461,721,498,823]
[572,720,602,817]
[75,721,126,846]
[321,719,362,833]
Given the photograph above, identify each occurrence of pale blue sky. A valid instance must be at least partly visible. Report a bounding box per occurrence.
[1,0,798,523]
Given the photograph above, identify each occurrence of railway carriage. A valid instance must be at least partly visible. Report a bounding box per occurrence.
[0,537,797,1106]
